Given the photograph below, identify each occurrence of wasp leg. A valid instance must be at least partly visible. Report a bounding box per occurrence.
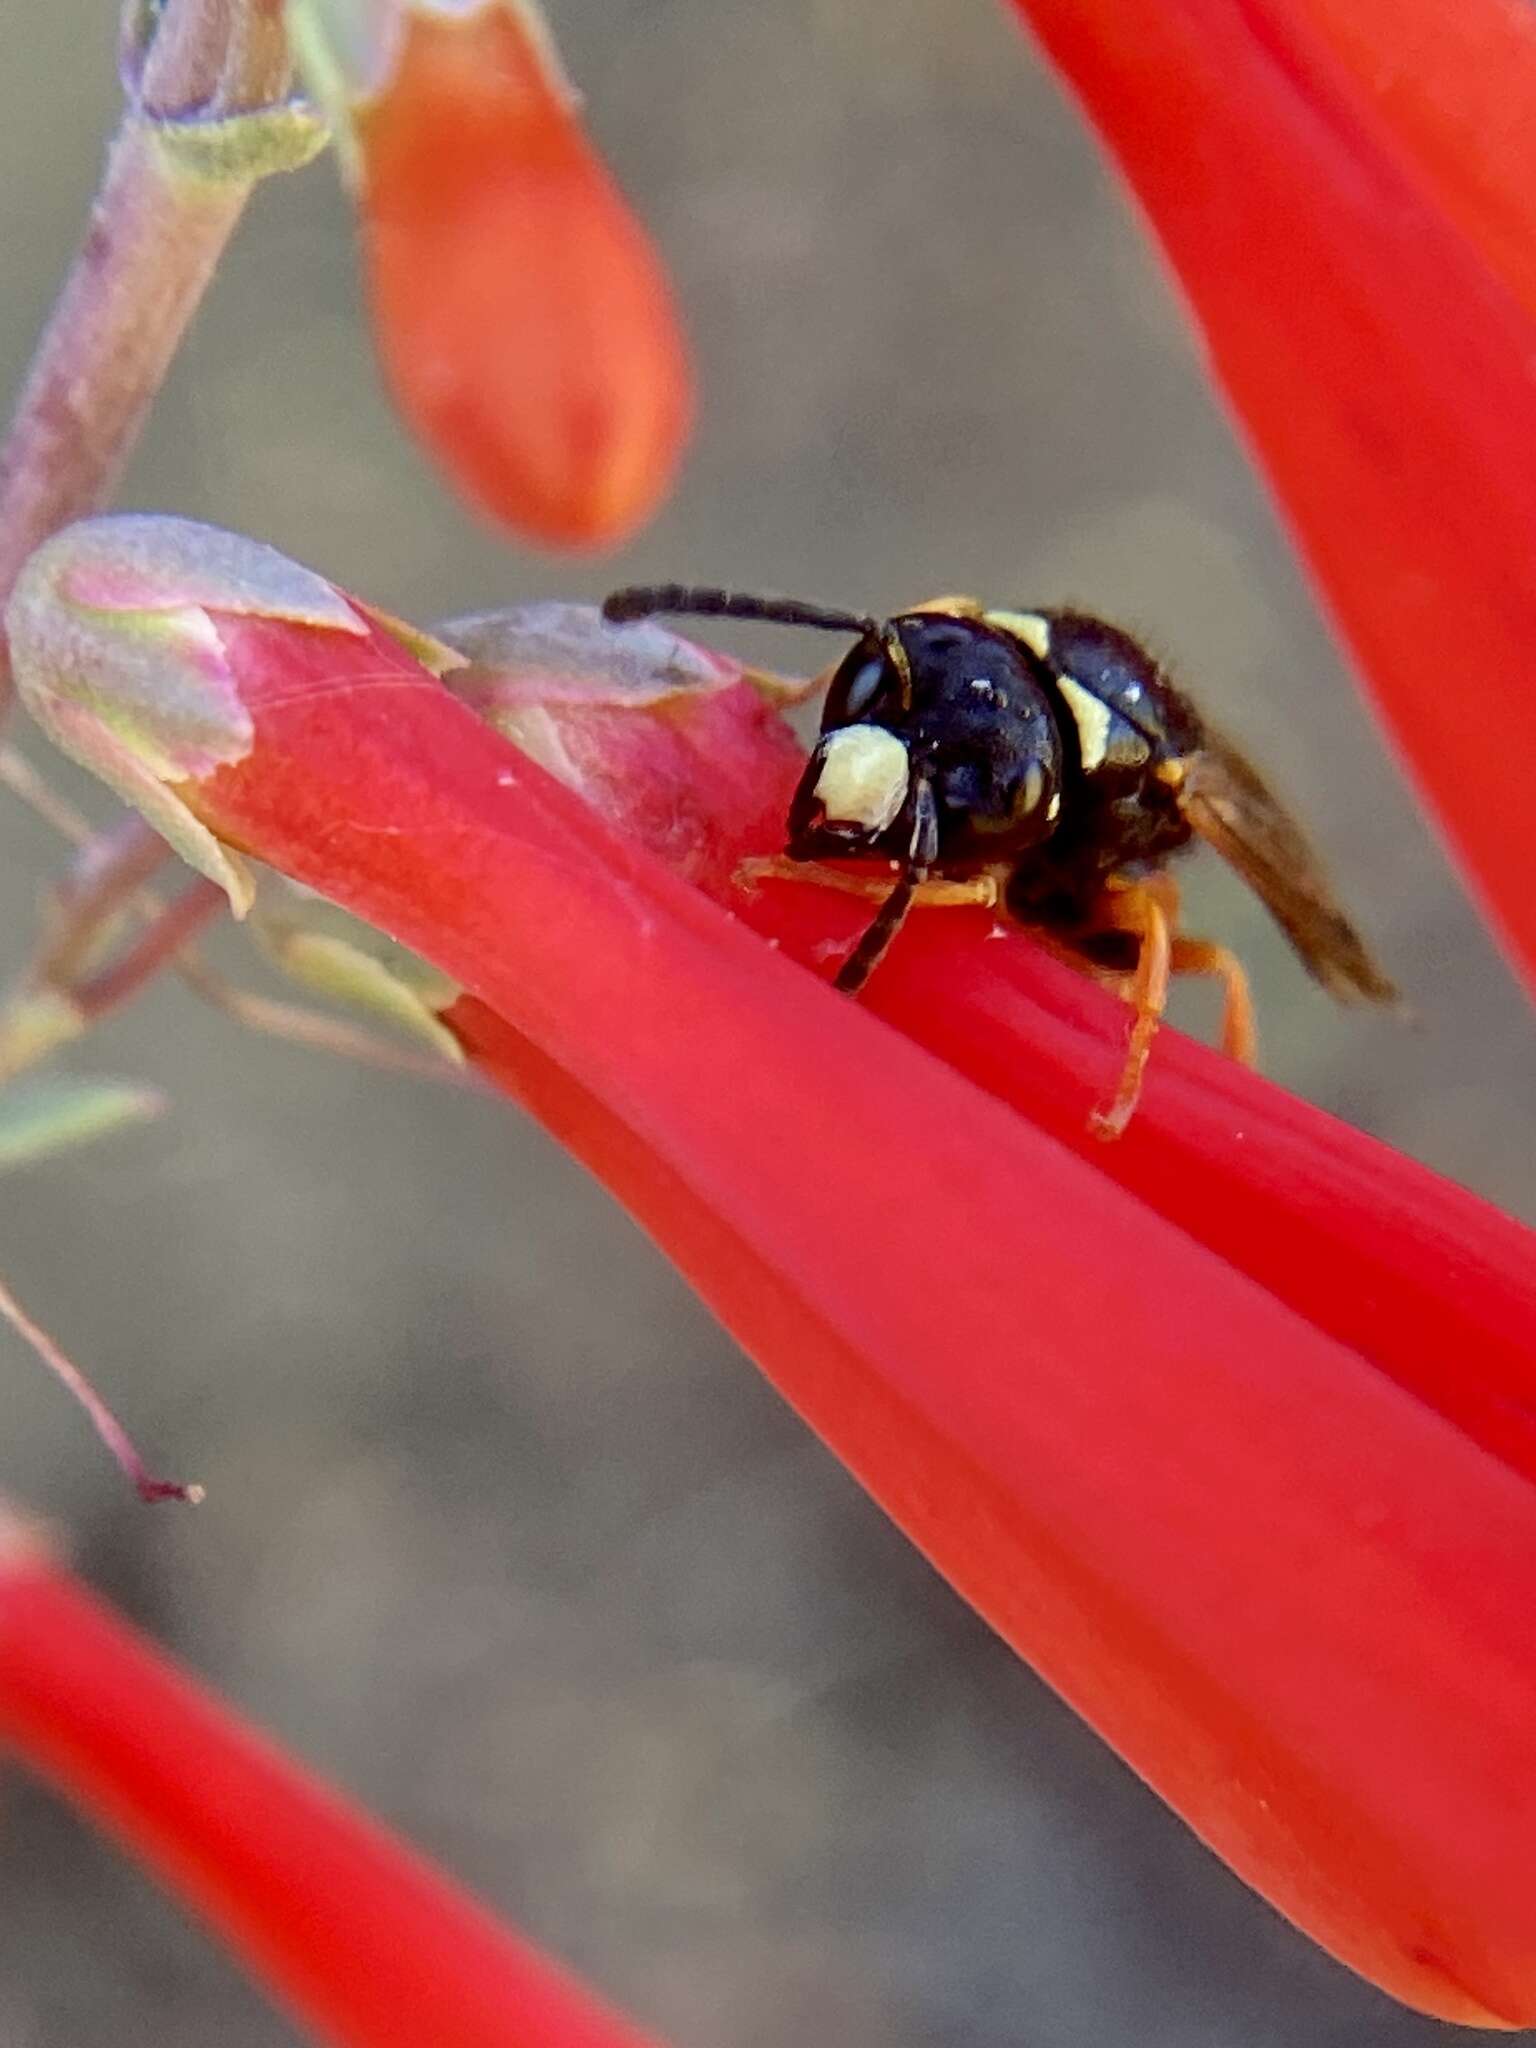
[1169,937,1259,1066]
[734,855,999,911]
[1101,868,1182,925]
[1085,882,1173,1143]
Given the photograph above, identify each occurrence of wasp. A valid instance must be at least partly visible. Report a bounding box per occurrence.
[601,585,1397,1137]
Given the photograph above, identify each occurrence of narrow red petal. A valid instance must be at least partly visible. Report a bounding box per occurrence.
[1266,0,1536,321]
[357,4,691,548]
[1005,0,1536,994]
[731,881,1536,1489]
[170,612,1536,2024]
[0,1523,663,2048]
[434,612,1536,1467]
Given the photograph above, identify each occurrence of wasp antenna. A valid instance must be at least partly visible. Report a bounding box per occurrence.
[601,584,876,637]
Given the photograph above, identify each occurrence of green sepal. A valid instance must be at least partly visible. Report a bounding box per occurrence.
[148,99,331,186]
[0,991,86,1089]
[249,879,465,1061]
[0,1077,164,1172]
[361,603,471,681]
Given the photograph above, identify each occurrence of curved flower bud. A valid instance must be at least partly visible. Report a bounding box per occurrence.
[290,0,693,549]
[5,515,371,918]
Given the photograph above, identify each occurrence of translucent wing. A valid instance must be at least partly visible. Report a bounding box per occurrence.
[1179,730,1398,1005]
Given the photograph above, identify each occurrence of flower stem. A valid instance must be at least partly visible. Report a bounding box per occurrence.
[0,1277,202,1503]
[0,0,314,715]
[37,814,173,992]
[71,876,228,1020]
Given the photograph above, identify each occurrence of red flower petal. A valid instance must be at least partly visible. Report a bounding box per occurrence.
[16,526,1536,2020]
[1004,0,1536,994]
[355,3,692,549]
[1265,0,1536,320]
[436,612,1536,1481]
[0,1514,664,2048]
[169,606,1536,2025]
[450,992,1536,2030]
[731,883,1536,1488]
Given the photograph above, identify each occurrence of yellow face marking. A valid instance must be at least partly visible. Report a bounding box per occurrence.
[908,594,983,617]
[812,725,911,833]
[984,609,1052,660]
[1055,674,1113,773]
[1154,756,1188,789]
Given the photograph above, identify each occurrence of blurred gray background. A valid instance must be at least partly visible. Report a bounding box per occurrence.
[2,2,1534,2044]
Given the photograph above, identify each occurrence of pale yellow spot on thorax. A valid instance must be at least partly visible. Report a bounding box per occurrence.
[983,609,1052,660]
[1055,674,1113,773]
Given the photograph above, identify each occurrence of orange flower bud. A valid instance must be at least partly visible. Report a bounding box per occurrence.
[343,1,692,548]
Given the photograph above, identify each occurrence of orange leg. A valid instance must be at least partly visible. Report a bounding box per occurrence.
[1084,882,1173,1143]
[1102,868,1182,926]
[734,854,1000,911]
[1169,936,1259,1066]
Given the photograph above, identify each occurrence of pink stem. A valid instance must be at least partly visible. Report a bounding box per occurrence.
[0,0,294,710]
[72,876,226,1019]
[0,1277,200,1503]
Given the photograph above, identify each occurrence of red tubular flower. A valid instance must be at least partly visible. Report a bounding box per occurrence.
[0,1510,665,2048]
[732,889,1536,1484]
[308,0,692,548]
[444,608,1536,1486]
[12,518,1536,2024]
[191,680,1536,2025]
[1255,0,1536,319]
[1001,0,1536,996]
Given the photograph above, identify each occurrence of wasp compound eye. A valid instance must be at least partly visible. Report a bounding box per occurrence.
[832,652,895,724]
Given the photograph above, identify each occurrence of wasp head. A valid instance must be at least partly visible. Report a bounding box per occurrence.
[787,615,1064,866]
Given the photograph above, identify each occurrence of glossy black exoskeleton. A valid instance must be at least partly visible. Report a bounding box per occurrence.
[600,583,1396,1133]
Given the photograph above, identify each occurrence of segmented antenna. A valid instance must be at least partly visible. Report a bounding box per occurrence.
[602,584,876,637]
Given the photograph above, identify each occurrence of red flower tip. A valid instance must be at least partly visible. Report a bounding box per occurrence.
[352,1,693,550]
[0,1501,667,2048]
